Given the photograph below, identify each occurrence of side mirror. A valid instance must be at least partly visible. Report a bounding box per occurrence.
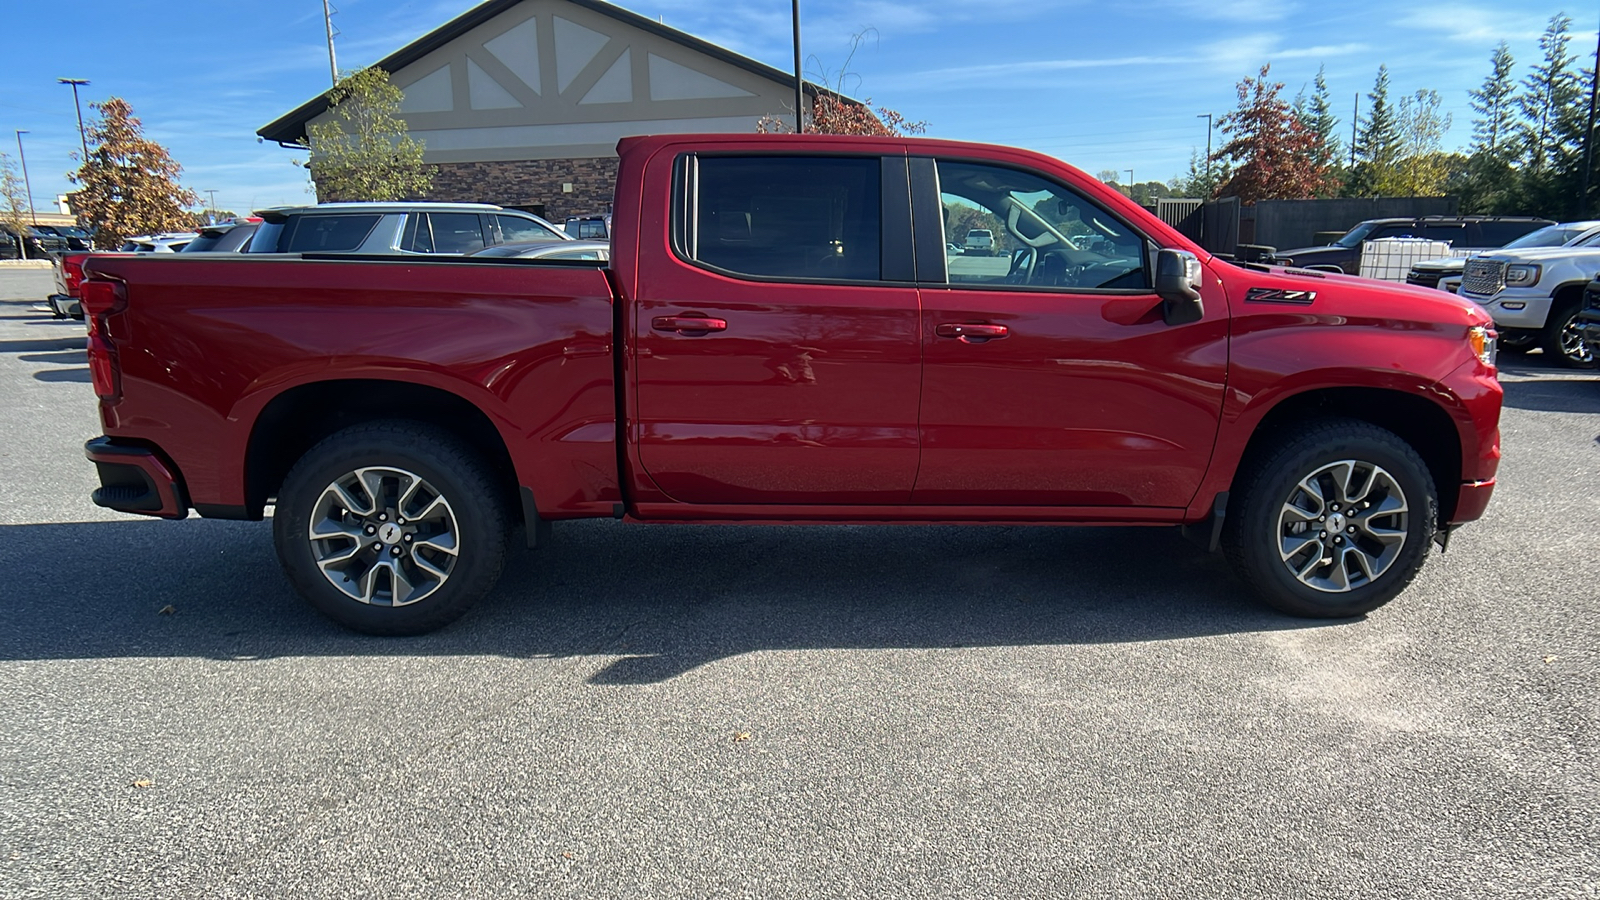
[1155,249,1204,326]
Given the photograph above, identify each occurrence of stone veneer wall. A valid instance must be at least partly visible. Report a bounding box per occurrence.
[426,157,620,222]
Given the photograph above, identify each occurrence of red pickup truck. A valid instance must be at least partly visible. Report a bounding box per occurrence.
[80,134,1502,635]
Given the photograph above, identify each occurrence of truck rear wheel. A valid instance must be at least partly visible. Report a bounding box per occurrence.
[1542,299,1596,368]
[272,421,509,635]
[1222,419,1437,618]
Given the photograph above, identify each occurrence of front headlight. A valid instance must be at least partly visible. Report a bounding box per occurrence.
[1469,325,1498,370]
[1504,264,1541,287]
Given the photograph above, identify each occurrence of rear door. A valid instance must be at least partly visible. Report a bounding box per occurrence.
[910,156,1229,508]
[631,151,922,505]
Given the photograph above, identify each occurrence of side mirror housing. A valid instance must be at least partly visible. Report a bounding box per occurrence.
[1155,249,1204,326]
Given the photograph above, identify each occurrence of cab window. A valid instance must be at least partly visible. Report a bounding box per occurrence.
[935,159,1148,290]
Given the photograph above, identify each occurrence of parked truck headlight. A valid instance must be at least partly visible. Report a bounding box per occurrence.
[1504,264,1541,287]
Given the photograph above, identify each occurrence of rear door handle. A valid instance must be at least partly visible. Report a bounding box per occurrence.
[652,315,727,335]
[935,322,1009,342]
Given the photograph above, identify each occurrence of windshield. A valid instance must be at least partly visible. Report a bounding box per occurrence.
[1334,222,1378,248]
[1504,224,1585,249]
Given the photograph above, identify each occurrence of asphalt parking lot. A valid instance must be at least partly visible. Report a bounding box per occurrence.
[0,266,1595,898]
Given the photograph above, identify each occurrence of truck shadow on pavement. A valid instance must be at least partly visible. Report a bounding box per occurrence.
[0,518,1340,682]
[1497,370,1600,414]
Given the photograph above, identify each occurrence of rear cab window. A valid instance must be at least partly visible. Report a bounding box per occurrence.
[678,155,883,282]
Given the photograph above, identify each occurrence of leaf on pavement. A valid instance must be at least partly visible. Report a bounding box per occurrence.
[733,731,752,743]
[131,779,154,788]
[158,605,176,616]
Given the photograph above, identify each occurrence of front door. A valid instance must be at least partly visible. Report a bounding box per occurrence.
[632,152,923,505]
[912,158,1229,508]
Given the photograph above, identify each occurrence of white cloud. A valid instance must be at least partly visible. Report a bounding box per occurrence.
[1395,4,1551,44]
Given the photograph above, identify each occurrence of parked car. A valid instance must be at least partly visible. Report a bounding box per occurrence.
[1278,216,1552,275]
[246,202,570,256]
[469,239,610,261]
[119,232,199,253]
[47,252,91,318]
[180,221,261,253]
[563,216,609,240]
[33,224,94,251]
[1406,221,1600,290]
[1577,273,1600,353]
[964,228,995,255]
[1459,245,1600,367]
[79,132,1502,636]
[1,224,69,258]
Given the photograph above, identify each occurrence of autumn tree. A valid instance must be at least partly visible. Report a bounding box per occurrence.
[301,67,432,201]
[757,31,926,137]
[0,151,33,259]
[69,97,199,249]
[1390,89,1453,195]
[1211,64,1328,203]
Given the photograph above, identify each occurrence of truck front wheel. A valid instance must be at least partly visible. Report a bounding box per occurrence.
[272,421,509,635]
[1543,299,1596,368]
[1222,419,1437,618]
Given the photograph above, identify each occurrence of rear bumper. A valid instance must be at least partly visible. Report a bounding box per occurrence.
[47,293,81,319]
[1448,479,1496,526]
[85,437,189,519]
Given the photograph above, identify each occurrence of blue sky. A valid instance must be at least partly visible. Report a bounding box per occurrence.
[0,0,1579,214]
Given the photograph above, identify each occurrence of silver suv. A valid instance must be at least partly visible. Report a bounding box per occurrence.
[246,202,570,255]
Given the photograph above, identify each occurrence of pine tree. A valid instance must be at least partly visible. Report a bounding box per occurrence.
[1306,66,1342,195]
[301,67,433,202]
[1349,65,1403,194]
[1211,64,1329,203]
[1469,42,1518,159]
[68,98,199,249]
[1515,14,1579,172]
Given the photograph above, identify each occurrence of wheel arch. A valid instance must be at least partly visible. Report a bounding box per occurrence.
[244,379,522,526]
[1231,386,1464,524]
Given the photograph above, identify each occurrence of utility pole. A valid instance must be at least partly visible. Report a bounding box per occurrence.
[792,0,804,133]
[1350,92,1359,169]
[1125,169,1135,199]
[58,78,91,166]
[205,189,219,223]
[15,131,37,225]
[1196,113,1212,188]
[1583,16,1600,214]
[323,0,340,87]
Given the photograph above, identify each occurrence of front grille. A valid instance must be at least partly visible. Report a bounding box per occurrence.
[1461,259,1506,296]
[1406,269,1443,289]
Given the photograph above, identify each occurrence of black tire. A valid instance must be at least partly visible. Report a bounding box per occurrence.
[1541,299,1597,368]
[273,421,509,635]
[1222,418,1437,618]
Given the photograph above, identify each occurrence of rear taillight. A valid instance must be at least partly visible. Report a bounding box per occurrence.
[62,253,88,296]
[82,279,127,400]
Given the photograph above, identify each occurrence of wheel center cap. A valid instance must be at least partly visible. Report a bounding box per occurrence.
[378,522,403,544]
[1327,512,1347,534]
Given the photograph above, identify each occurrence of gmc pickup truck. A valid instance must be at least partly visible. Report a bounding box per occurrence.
[80,134,1503,635]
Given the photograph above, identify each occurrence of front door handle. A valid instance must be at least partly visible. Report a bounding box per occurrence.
[652,315,728,335]
[936,322,1009,343]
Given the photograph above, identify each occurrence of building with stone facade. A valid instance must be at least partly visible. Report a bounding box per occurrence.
[258,0,836,222]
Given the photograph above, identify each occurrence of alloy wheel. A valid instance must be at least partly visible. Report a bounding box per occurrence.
[1276,459,1408,593]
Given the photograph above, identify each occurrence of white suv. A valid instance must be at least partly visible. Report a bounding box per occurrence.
[246,202,569,255]
[1460,247,1600,367]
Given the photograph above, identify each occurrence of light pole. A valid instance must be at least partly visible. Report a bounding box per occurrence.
[792,0,804,133]
[322,0,340,87]
[1196,113,1213,187]
[206,189,219,222]
[1125,168,1134,199]
[58,78,91,166]
[15,131,37,225]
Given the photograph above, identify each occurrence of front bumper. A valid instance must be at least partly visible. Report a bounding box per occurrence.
[1578,308,1600,347]
[1449,479,1496,526]
[1460,286,1554,330]
[85,437,189,519]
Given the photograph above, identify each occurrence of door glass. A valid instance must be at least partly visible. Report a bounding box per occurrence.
[496,214,562,242]
[935,159,1148,289]
[689,156,882,281]
[428,213,487,253]
[283,214,381,252]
